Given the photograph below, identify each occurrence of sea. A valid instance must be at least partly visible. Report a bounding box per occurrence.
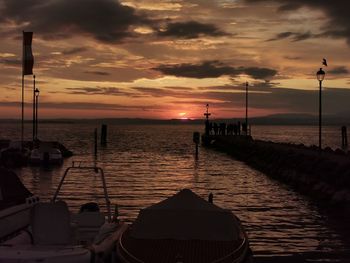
[1,123,350,262]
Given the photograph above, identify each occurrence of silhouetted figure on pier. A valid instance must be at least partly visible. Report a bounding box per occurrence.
[227,124,233,135]
[237,121,241,136]
[233,124,238,135]
[242,123,247,135]
[213,123,218,135]
[219,123,226,135]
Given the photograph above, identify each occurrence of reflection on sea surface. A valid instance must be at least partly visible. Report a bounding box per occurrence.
[1,123,348,261]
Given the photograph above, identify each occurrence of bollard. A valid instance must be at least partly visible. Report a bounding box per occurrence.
[101,124,107,145]
[193,132,200,158]
[94,128,98,156]
[341,126,348,149]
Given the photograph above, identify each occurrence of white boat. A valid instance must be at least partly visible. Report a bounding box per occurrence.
[29,142,63,165]
[0,163,126,263]
[117,189,253,263]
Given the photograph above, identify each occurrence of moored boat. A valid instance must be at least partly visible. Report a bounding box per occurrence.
[0,168,39,241]
[0,163,126,263]
[117,189,252,263]
[29,142,63,165]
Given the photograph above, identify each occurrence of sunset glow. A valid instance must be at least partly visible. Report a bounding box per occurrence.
[0,0,349,119]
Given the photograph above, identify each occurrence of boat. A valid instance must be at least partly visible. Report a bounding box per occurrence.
[29,142,63,165]
[0,168,39,241]
[116,189,253,263]
[0,163,127,263]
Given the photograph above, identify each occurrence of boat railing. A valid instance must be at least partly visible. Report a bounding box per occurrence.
[51,162,112,222]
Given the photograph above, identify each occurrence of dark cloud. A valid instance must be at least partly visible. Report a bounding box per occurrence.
[64,87,132,96]
[246,0,350,45]
[62,47,88,55]
[243,67,277,80]
[0,58,20,66]
[292,31,313,42]
[1,0,149,43]
[277,3,302,11]
[284,56,302,60]
[328,66,349,75]
[84,71,110,76]
[268,31,294,41]
[132,87,191,98]
[268,31,314,42]
[55,86,194,99]
[0,101,162,111]
[158,21,228,39]
[153,61,277,80]
[197,86,350,115]
[154,61,233,78]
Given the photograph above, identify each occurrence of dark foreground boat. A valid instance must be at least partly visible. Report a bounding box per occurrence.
[117,189,252,263]
[0,164,127,263]
[0,168,39,240]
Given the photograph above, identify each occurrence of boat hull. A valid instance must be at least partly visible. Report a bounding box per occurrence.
[0,245,91,263]
[117,227,252,263]
[0,197,39,241]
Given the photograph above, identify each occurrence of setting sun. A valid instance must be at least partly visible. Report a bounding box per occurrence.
[178,112,188,119]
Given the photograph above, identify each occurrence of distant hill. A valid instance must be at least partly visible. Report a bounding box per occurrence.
[0,113,349,125]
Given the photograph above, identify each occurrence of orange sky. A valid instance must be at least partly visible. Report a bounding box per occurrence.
[0,0,350,119]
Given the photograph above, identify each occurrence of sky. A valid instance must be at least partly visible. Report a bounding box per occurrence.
[0,0,350,119]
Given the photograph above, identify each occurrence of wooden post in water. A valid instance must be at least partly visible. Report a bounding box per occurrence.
[208,192,213,203]
[101,124,107,145]
[341,126,348,149]
[94,128,98,156]
[193,132,200,158]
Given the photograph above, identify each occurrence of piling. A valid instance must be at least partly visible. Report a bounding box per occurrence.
[341,126,348,149]
[101,124,107,145]
[208,193,213,203]
[94,128,98,156]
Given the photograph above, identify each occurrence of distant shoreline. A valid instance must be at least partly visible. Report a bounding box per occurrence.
[0,114,349,126]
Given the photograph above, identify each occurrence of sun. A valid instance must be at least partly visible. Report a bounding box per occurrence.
[178,112,188,120]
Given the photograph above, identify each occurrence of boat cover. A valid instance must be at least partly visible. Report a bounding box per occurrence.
[130,189,241,241]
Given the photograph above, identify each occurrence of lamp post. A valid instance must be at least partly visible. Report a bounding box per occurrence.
[204,104,211,136]
[316,68,325,151]
[34,88,40,140]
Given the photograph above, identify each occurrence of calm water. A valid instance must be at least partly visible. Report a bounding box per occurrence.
[1,123,350,261]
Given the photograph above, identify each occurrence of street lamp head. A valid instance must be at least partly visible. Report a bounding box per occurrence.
[35,88,40,96]
[316,68,325,81]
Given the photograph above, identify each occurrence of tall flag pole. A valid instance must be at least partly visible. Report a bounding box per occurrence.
[22,31,34,148]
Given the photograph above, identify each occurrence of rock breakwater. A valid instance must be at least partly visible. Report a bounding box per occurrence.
[203,135,350,206]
